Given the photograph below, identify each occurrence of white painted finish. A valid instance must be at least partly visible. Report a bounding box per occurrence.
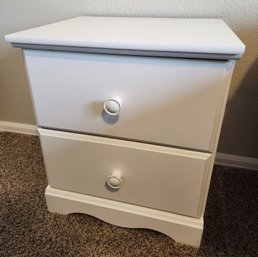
[39,128,211,217]
[45,185,203,247]
[5,17,245,58]
[6,16,245,246]
[25,50,234,151]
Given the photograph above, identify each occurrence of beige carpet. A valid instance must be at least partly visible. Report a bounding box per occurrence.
[0,132,257,257]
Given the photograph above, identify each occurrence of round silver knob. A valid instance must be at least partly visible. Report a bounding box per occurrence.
[106,172,122,190]
[103,98,121,116]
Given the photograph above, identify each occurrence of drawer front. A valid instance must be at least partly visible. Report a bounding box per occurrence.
[39,128,212,218]
[25,50,234,151]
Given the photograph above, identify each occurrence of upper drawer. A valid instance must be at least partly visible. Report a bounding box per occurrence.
[25,50,234,151]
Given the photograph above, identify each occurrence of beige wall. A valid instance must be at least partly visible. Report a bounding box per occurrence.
[1,0,258,158]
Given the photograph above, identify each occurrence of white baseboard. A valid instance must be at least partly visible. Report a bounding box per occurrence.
[1,121,257,170]
[0,121,38,135]
[215,153,258,171]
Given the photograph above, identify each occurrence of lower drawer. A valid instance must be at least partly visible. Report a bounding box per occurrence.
[39,128,211,217]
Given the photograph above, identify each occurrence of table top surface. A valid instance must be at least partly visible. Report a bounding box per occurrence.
[5,17,245,58]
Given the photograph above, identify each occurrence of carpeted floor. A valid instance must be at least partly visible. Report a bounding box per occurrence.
[0,132,257,257]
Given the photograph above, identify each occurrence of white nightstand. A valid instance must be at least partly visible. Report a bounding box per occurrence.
[6,17,245,247]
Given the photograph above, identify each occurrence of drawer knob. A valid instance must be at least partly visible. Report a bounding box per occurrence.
[103,98,121,116]
[106,172,122,190]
